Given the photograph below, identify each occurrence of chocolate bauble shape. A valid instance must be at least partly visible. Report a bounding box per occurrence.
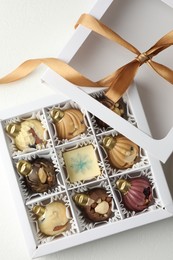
[51,108,86,140]
[116,177,153,212]
[103,135,139,169]
[6,119,46,151]
[17,158,57,193]
[33,202,68,236]
[96,96,125,128]
[73,188,112,222]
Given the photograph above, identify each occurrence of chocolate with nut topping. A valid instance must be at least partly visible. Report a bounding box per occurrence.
[16,158,57,193]
[73,188,112,222]
[95,96,126,128]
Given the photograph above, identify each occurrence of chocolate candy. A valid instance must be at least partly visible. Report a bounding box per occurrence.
[73,188,112,222]
[16,158,57,193]
[103,135,139,169]
[6,119,46,151]
[96,96,126,128]
[33,201,68,236]
[63,145,101,183]
[116,177,153,212]
[50,108,86,140]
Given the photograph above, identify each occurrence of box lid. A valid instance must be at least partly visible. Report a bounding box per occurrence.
[42,72,173,163]
[42,0,173,163]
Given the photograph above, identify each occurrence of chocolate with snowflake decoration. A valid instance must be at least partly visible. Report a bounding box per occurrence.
[63,145,101,183]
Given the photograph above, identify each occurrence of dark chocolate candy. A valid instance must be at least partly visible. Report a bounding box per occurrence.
[17,158,57,193]
[95,96,126,128]
[73,188,112,222]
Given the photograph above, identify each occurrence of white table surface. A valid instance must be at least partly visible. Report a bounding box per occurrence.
[0,1,173,260]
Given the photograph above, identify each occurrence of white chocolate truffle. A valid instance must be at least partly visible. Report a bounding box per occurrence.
[37,202,68,236]
[15,119,45,151]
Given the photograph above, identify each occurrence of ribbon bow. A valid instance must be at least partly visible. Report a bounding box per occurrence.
[75,14,173,102]
[0,13,173,103]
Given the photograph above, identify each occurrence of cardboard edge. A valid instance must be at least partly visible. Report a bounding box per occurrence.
[42,70,173,163]
[32,209,172,258]
[0,124,37,258]
[161,0,173,7]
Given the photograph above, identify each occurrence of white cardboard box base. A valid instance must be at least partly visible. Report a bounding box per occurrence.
[0,83,173,259]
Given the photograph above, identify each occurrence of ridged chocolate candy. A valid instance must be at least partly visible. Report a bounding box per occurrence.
[103,135,139,169]
[116,177,153,212]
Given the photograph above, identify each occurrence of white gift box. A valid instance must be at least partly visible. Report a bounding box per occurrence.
[162,0,173,8]
[0,0,173,258]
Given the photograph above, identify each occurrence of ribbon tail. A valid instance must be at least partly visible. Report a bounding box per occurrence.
[75,14,140,55]
[42,58,100,87]
[148,60,173,84]
[98,60,140,102]
[146,30,173,57]
[0,59,41,84]
[0,58,100,87]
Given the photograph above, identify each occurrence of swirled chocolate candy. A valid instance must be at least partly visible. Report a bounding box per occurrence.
[103,135,139,169]
[33,201,68,236]
[50,108,86,140]
[16,158,57,193]
[6,119,46,151]
[73,188,112,222]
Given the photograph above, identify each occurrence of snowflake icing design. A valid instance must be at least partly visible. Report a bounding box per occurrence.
[70,153,92,173]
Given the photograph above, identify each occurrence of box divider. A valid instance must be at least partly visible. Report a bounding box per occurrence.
[41,108,81,233]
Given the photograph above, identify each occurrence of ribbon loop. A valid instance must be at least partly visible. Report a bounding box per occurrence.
[136,52,151,65]
[75,14,173,101]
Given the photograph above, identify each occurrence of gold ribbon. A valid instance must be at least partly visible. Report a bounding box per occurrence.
[0,13,173,103]
[75,14,173,102]
[0,58,99,87]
